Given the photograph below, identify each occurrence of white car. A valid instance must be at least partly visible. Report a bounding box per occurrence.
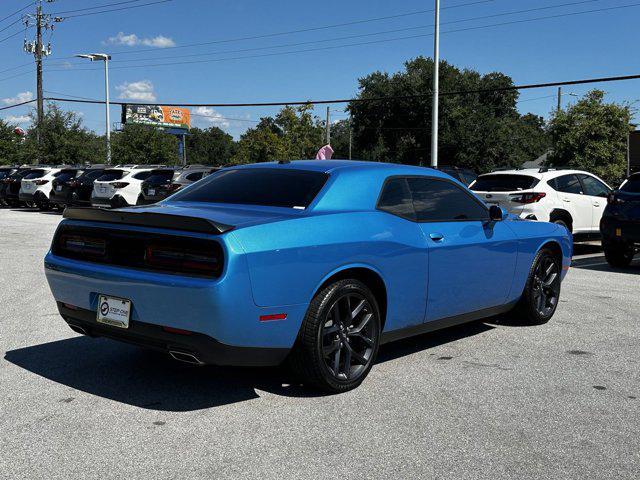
[469,168,612,238]
[91,165,164,208]
[19,167,61,210]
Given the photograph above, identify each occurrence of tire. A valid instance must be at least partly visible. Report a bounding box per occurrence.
[552,218,570,232]
[514,248,561,325]
[603,241,634,268]
[289,279,381,393]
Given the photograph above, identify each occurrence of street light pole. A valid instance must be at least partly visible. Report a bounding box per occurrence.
[75,53,112,164]
[430,0,440,168]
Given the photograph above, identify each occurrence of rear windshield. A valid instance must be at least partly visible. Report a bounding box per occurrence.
[145,170,175,184]
[170,168,329,208]
[96,169,125,182]
[23,169,47,180]
[621,174,640,193]
[470,174,539,192]
[78,169,104,181]
[0,169,13,179]
[55,170,80,182]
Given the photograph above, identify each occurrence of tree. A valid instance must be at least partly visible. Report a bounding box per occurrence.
[0,120,22,165]
[20,103,103,165]
[111,123,179,165]
[547,90,632,185]
[232,105,324,163]
[348,57,549,172]
[186,126,236,165]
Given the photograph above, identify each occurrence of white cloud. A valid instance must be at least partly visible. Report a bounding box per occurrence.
[192,106,230,129]
[105,32,176,48]
[116,80,156,102]
[2,91,34,105]
[3,115,30,124]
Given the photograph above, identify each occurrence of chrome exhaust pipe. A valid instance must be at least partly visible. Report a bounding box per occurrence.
[169,350,205,366]
[69,324,89,336]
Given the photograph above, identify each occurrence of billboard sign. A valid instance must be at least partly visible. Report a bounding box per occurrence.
[122,104,191,130]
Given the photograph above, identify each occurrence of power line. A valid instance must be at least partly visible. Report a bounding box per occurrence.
[51,0,159,15]
[54,0,497,59]
[58,0,174,19]
[0,1,36,25]
[102,0,603,66]
[0,98,36,112]
[47,2,640,73]
[39,73,640,108]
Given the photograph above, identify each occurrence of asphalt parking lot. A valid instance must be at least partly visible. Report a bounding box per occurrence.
[1,208,638,480]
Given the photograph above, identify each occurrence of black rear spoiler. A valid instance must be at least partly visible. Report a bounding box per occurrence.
[63,207,234,235]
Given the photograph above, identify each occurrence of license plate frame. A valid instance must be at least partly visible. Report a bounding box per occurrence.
[96,295,131,329]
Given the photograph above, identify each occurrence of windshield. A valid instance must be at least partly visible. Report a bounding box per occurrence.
[621,174,640,193]
[170,168,329,208]
[470,174,540,192]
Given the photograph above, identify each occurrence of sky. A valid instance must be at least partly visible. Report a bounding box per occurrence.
[0,0,639,141]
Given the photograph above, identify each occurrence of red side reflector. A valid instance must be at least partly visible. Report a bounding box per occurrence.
[63,303,80,310]
[259,313,287,322]
[562,265,570,271]
[162,326,193,336]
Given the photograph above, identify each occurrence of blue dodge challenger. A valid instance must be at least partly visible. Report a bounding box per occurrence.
[44,160,572,392]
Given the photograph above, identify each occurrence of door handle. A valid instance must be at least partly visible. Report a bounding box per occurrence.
[429,233,444,242]
[593,202,600,207]
[562,198,571,203]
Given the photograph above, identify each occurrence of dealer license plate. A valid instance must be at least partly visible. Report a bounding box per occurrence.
[56,185,62,191]
[96,295,131,329]
[148,189,156,196]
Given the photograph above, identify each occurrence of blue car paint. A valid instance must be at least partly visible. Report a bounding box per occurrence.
[44,160,572,354]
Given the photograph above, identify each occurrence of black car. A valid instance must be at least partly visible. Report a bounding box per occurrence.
[436,166,478,186]
[0,167,18,205]
[600,173,640,267]
[137,168,178,205]
[0,168,31,207]
[50,166,105,209]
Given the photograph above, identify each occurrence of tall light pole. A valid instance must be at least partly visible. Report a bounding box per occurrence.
[430,0,441,168]
[75,53,112,164]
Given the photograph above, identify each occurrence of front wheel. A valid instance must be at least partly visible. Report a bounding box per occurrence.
[603,240,634,267]
[289,279,381,393]
[514,249,561,325]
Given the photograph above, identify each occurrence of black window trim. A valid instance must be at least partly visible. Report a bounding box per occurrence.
[376,175,490,223]
[576,173,611,197]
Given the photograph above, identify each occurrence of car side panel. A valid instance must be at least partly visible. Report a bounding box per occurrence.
[233,211,429,332]
[503,219,573,304]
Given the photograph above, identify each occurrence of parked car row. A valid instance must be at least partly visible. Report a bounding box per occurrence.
[468,167,638,267]
[0,164,220,211]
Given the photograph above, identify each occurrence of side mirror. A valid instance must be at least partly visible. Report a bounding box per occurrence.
[489,205,504,221]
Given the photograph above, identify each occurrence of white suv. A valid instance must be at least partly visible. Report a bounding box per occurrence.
[91,165,163,208]
[19,167,61,210]
[469,168,612,237]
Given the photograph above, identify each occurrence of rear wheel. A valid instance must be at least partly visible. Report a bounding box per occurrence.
[603,240,634,267]
[553,219,569,231]
[289,279,381,393]
[515,249,561,325]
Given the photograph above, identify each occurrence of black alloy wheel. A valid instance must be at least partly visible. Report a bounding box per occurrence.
[321,292,377,382]
[289,279,381,392]
[514,248,562,325]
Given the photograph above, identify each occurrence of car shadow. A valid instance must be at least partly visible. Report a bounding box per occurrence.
[571,259,640,275]
[4,321,498,411]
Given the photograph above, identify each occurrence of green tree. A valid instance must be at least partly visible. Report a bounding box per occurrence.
[348,57,549,172]
[547,90,632,185]
[232,105,324,163]
[186,126,236,165]
[111,123,179,165]
[20,103,103,165]
[0,120,22,164]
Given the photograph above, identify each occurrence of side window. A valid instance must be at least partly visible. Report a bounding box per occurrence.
[579,174,610,197]
[133,171,152,180]
[377,178,415,220]
[186,172,204,181]
[549,174,582,194]
[407,177,488,222]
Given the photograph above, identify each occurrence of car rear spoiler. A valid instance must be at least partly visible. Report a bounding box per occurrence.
[63,207,233,235]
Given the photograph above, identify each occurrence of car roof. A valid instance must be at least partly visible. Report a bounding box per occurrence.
[479,168,600,180]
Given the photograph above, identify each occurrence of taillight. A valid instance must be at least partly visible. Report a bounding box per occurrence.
[34,179,49,185]
[511,192,546,204]
[145,244,221,276]
[111,182,129,189]
[168,183,181,192]
[1,178,11,184]
[57,234,106,258]
[607,193,624,205]
[67,180,78,188]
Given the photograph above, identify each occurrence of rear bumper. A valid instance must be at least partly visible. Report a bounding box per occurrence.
[57,303,289,367]
[601,216,640,243]
[91,195,120,208]
[137,196,164,205]
[19,192,36,202]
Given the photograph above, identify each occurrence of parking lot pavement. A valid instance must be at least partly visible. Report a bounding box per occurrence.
[1,208,639,480]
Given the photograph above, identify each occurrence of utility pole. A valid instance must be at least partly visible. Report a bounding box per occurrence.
[557,87,562,112]
[348,114,353,160]
[35,2,44,132]
[325,106,331,145]
[430,0,441,167]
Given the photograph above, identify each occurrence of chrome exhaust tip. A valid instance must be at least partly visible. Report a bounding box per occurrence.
[69,324,89,336]
[169,350,205,366]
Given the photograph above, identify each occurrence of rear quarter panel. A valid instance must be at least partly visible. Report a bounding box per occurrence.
[231,211,429,332]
